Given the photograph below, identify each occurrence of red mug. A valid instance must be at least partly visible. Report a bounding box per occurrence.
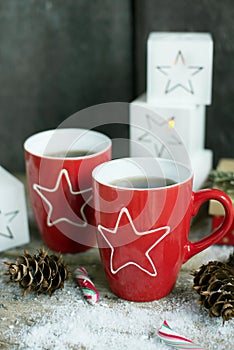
[92,157,233,301]
[24,128,111,253]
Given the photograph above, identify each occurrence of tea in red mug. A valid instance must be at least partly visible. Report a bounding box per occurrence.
[92,157,233,301]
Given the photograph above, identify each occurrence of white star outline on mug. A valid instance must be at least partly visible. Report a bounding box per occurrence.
[98,207,171,277]
[33,169,92,228]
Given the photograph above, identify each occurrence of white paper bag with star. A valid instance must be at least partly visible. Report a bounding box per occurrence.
[0,166,29,252]
[147,32,213,105]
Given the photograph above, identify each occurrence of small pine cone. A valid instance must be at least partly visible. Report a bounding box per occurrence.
[4,248,69,296]
[192,252,234,324]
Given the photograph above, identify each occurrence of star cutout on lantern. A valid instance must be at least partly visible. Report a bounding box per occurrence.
[0,209,19,239]
[98,207,171,276]
[33,169,92,228]
[156,50,203,95]
[137,114,182,157]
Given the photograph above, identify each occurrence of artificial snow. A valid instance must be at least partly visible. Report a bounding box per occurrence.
[0,245,233,350]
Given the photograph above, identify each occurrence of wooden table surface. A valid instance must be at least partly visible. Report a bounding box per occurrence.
[0,178,233,350]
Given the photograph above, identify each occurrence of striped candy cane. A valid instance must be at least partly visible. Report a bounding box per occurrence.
[157,320,206,349]
[74,267,99,305]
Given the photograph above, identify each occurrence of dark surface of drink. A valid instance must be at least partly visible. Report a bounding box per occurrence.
[110,176,176,189]
[46,150,95,158]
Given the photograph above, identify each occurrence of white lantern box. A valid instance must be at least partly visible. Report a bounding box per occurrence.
[129,94,213,190]
[0,166,30,252]
[147,32,213,105]
[191,150,213,190]
[130,93,206,156]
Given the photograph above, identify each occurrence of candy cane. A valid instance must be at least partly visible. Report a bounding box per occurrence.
[157,320,205,349]
[74,267,99,305]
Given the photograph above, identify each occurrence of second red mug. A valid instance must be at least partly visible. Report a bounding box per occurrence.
[92,157,233,301]
[24,128,111,253]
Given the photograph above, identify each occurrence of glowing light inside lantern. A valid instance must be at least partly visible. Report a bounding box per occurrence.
[168,117,175,129]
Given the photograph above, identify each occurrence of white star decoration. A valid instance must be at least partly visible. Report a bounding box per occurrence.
[33,169,92,228]
[156,50,203,95]
[0,209,19,239]
[137,114,182,157]
[98,207,171,277]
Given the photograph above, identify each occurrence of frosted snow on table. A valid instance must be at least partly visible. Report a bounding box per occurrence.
[0,244,233,350]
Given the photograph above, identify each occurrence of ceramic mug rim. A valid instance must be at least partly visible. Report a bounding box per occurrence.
[24,128,112,160]
[92,157,193,191]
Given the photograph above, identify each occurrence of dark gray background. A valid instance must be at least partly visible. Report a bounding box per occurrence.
[0,0,233,172]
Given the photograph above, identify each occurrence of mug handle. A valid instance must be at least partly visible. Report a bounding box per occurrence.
[183,188,233,263]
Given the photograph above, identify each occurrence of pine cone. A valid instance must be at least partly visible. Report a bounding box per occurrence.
[4,248,69,296]
[192,252,234,324]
